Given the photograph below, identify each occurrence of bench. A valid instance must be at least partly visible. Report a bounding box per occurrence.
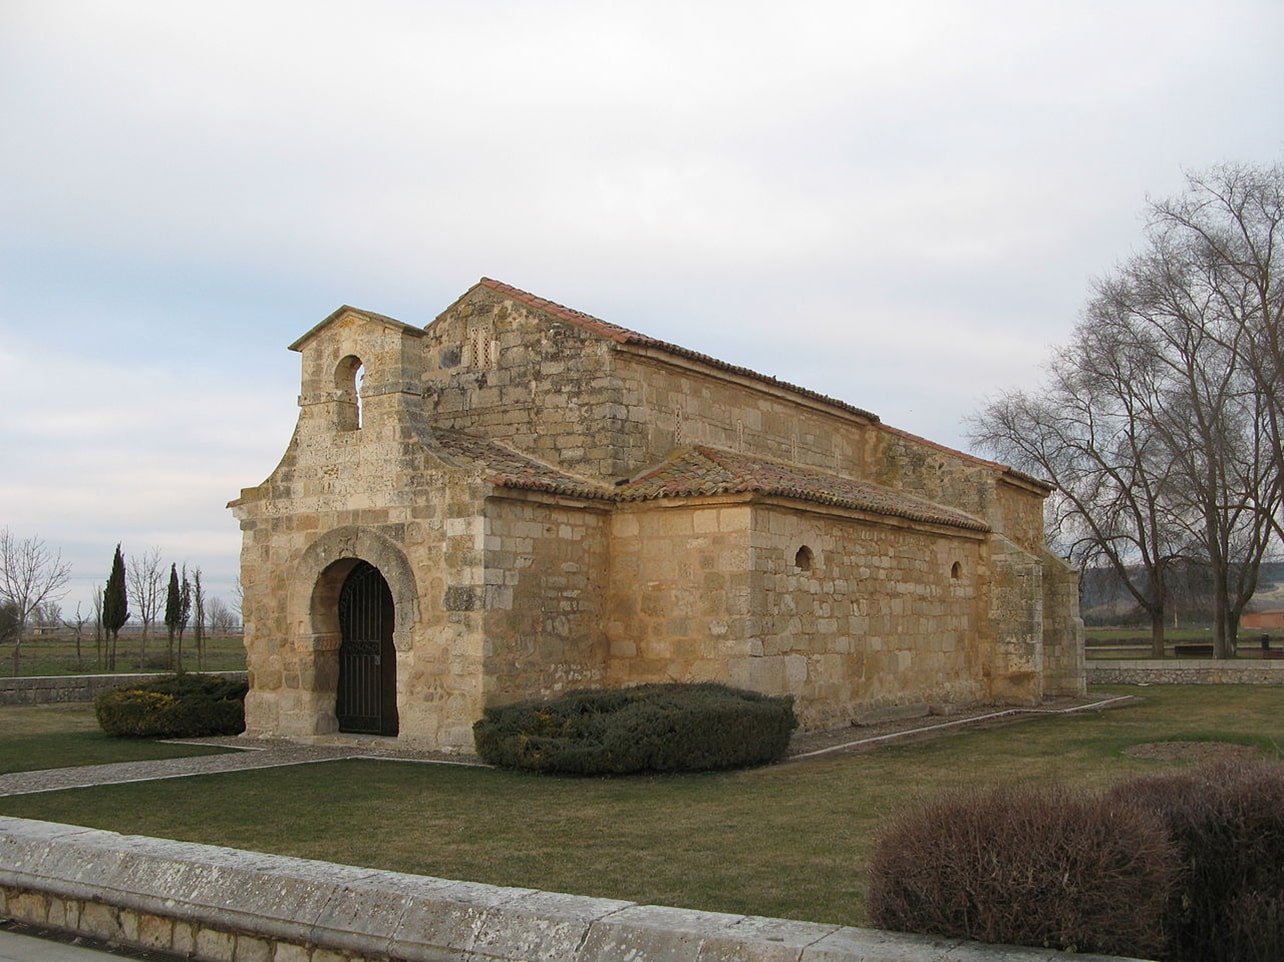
[1174,643,1215,657]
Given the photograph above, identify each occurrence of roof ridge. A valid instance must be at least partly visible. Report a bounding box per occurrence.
[474,278,880,424]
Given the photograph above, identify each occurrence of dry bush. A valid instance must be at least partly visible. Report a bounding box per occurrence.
[1108,759,1284,962]
[867,783,1178,958]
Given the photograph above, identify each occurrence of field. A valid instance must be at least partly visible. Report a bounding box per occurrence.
[1084,625,1282,659]
[2,684,1281,927]
[2,632,246,677]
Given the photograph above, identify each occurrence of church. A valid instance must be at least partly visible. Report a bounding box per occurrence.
[229,278,1084,750]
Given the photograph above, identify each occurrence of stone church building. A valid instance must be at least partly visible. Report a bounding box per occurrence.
[230,278,1084,750]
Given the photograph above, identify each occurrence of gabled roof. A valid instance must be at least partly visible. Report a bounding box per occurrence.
[289,305,425,353]
[615,446,990,531]
[467,278,881,424]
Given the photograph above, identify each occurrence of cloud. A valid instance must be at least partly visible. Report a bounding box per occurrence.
[0,0,1280,617]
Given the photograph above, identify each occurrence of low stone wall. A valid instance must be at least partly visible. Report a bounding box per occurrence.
[1086,659,1284,686]
[0,817,1143,962]
[0,672,248,706]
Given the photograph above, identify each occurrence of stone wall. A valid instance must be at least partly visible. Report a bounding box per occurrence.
[605,500,756,688]
[613,349,875,480]
[482,493,612,704]
[1040,554,1086,697]
[0,672,247,707]
[425,286,633,478]
[1086,661,1284,685]
[233,311,495,750]
[0,817,1143,962]
[984,537,1044,705]
[751,502,988,729]
[602,497,996,729]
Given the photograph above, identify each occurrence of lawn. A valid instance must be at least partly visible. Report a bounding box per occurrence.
[1,685,1280,926]
[0,704,234,774]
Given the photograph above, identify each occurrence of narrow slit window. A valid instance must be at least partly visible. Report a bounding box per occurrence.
[951,561,962,580]
[795,546,814,572]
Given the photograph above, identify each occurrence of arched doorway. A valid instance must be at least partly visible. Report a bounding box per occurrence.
[336,561,399,735]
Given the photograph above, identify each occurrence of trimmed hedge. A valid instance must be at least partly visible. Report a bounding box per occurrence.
[472,683,796,774]
[867,784,1179,959]
[95,673,247,738]
[1107,759,1284,962]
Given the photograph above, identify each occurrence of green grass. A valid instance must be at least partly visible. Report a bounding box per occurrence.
[3,633,246,677]
[0,704,235,774]
[0,685,1280,926]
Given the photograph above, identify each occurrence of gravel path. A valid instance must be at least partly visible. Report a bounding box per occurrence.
[0,693,1137,797]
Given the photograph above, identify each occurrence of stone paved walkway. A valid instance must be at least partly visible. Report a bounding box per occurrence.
[0,737,486,798]
[0,694,1136,798]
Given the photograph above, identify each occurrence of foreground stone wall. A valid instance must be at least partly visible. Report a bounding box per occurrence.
[0,817,1144,962]
[1086,661,1284,685]
[0,672,247,707]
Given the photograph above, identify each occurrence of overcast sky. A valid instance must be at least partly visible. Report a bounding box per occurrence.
[2,0,1281,616]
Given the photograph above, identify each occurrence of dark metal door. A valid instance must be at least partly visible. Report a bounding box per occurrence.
[337,562,398,735]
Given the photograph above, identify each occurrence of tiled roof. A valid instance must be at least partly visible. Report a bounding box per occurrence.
[431,430,986,530]
[432,430,613,501]
[476,278,880,423]
[616,446,990,531]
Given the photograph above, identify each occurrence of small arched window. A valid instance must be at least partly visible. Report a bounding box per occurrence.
[794,545,814,572]
[950,561,962,580]
[335,355,364,431]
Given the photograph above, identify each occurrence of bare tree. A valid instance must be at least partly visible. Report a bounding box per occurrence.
[1107,171,1282,655]
[972,161,1283,658]
[0,529,72,676]
[62,602,89,668]
[128,546,165,668]
[1149,163,1284,543]
[91,589,104,670]
[970,320,1186,656]
[207,596,238,636]
[192,567,206,671]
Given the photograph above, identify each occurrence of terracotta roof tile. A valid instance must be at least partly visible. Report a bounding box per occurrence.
[616,446,990,531]
[432,430,613,501]
[476,278,880,423]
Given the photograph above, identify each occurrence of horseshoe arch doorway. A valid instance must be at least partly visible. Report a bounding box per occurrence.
[336,561,399,735]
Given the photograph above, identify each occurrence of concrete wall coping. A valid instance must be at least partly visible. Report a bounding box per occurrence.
[0,817,1147,962]
[0,672,248,706]
[1087,659,1284,670]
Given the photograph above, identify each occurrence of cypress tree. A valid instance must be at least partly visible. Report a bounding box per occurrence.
[103,545,128,670]
[164,563,180,669]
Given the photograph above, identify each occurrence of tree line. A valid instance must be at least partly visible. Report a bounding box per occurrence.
[971,162,1282,658]
[0,530,240,675]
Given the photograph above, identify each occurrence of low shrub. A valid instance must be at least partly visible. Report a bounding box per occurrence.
[1107,759,1284,962]
[867,784,1178,959]
[472,683,796,775]
[95,673,247,738]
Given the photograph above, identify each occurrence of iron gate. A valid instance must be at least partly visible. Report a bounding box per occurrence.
[336,561,397,735]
